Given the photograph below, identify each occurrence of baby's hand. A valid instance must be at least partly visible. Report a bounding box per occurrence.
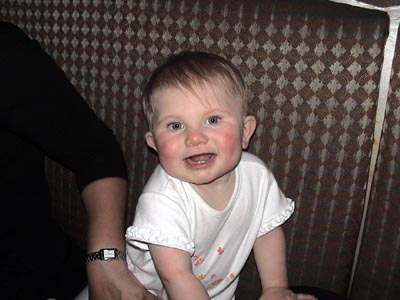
[259,287,317,300]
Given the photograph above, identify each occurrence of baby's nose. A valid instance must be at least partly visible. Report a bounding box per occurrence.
[185,129,208,146]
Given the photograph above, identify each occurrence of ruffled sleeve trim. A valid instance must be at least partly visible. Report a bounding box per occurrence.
[126,226,195,254]
[258,199,295,237]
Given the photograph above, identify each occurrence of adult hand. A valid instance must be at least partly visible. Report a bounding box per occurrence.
[259,287,317,300]
[87,260,160,300]
[82,178,159,299]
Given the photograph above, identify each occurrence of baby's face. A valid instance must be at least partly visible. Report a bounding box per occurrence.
[145,82,256,186]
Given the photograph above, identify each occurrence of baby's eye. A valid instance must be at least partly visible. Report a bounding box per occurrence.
[205,116,221,125]
[167,122,184,130]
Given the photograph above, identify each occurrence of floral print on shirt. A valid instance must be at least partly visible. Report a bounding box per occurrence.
[193,247,235,288]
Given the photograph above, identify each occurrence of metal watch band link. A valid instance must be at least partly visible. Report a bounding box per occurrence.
[86,248,126,263]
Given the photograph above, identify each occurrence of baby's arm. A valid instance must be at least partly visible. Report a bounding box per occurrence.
[254,226,316,300]
[149,244,210,300]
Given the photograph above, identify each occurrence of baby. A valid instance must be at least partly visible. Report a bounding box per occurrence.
[125,51,316,300]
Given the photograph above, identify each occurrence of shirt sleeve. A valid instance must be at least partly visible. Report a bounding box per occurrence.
[0,22,127,190]
[126,192,195,254]
[257,171,295,237]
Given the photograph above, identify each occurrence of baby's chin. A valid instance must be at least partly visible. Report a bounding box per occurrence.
[169,173,223,186]
[162,162,238,186]
[188,178,218,186]
[189,170,236,186]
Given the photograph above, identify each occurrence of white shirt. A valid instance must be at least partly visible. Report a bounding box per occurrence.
[126,152,294,300]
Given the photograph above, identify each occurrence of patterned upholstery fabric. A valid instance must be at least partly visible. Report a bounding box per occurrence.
[349,24,400,300]
[1,1,398,299]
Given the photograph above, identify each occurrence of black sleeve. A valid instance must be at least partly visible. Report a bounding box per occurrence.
[0,22,128,190]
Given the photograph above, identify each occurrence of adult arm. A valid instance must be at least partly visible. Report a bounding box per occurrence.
[149,244,210,300]
[1,22,156,300]
[83,177,157,300]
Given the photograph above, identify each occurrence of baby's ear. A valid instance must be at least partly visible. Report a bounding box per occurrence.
[145,131,158,152]
[242,115,257,149]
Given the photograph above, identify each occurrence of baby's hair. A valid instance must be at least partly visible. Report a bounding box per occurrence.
[142,51,247,129]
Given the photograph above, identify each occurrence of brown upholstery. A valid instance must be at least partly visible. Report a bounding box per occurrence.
[349,17,400,300]
[1,1,398,299]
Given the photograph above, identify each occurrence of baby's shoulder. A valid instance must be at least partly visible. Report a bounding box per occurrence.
[240,152,267,168]
[239,152,275,179]
[143,165,183,195]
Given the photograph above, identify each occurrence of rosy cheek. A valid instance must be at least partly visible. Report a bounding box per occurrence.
[156,137,179,159]
[220,130,241,150]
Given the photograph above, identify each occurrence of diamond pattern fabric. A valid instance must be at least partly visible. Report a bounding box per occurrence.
[350,27,400,300]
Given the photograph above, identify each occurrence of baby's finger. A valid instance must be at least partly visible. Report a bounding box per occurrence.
[296,293,318,300]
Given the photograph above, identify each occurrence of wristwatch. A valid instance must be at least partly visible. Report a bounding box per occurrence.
[86,248,126,263]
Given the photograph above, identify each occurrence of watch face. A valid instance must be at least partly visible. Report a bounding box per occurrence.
[103,249,116,259]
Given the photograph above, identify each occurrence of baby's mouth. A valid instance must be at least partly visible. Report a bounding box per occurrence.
[185,153,215,165]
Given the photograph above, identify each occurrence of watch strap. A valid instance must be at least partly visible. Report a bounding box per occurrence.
[86,248,126,263]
